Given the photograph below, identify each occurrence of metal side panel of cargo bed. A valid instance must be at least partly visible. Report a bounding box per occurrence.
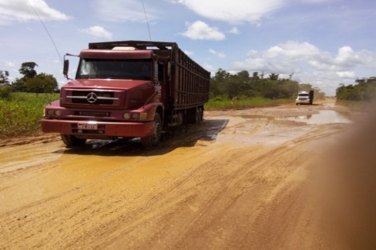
[173,48,210,110]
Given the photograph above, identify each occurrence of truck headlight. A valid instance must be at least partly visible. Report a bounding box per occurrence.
[124,112,148,121]
[123,112,131,119]
[131,113,140,120]
[45,109,62,117]
[139,112,148,121]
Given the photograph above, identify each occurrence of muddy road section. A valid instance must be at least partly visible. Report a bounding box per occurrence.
[0,103,351,249]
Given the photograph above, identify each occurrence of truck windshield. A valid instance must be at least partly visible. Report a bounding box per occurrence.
[76,59,152,80]
[299,94,309,97]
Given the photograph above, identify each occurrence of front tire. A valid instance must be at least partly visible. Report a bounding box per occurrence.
[61,135,86,148]
[141,113,162,147]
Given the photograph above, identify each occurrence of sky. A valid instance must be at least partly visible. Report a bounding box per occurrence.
[0,0,375,95]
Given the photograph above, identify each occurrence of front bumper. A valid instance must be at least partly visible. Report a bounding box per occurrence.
[295,99,310,104]
[41,119,155,138]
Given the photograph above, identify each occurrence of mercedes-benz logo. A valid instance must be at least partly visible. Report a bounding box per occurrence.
[86,92,98,103]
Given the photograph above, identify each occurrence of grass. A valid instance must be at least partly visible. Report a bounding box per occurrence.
[0,92,59,138]
[205,96,292,110]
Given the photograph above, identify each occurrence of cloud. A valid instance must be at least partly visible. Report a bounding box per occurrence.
[95,0,156,23]
[5,61,16,68]
[182,21,225,40]
[334,46,361,68]
[336,71,356,79]
[0,0,68,25]
[82,26,112,39]
[173,0,332,24]
[229,27,240,34]
[265,41,321,59]
[173,0,286,24]
[232,41,376,94]
[209,49,226,58]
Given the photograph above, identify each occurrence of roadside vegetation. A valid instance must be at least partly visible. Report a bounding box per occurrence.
[208,69,325,109]
[336,77,376,111]
[336,77,376,101]
[0,61,59,138]
[0,92,58,138]
[11,62,58,93]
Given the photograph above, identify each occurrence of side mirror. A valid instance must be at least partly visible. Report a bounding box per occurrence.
[63,59,69,79]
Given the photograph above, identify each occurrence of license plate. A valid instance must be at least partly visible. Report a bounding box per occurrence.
[77,123,97,130]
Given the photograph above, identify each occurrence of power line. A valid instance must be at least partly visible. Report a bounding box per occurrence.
[141,0,152,41]
[29,3,63,65]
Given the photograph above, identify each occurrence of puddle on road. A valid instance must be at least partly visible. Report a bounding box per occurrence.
[288,110,352,125]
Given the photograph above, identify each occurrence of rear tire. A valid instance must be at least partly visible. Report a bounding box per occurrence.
[187,107,203,124]
[61,135,86,148]
[141,113,162,147]
[195,107,203,124]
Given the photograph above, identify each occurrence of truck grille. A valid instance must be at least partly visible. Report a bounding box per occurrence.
[74,111,110,117]
[67,91,119,105]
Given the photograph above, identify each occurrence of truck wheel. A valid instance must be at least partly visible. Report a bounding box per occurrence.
[61,135,86,148]
[141,113,162,147]
[187,107,203,124]
[195,107,203,124]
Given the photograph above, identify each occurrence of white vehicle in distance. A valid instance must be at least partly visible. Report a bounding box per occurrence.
[296,90,314,105]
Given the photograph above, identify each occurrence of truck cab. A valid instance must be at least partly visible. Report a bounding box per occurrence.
[296,90,314,105]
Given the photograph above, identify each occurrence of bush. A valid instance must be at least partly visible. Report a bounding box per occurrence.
[209,69,322,100]
[24,73,58,93]
[0,85,12,99]
[336,78,376,101]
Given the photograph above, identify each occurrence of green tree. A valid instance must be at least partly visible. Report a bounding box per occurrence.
[336,77,376,101]
[210,68,231,98]
[252,72,260,79]
[269,73,279,80]
[0,70,9,84]
[209,68,322,100]
[0,85,11,99]
[213,68,230,82]
[11,78,26,92]
[19,62,38,78]
[11,62,58,93]
[237,70,249,80]
[24,73,58,93]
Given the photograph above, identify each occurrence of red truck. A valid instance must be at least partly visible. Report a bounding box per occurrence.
[41,41,210,147]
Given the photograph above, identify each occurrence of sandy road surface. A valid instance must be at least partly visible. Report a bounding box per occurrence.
[0,103,351,249]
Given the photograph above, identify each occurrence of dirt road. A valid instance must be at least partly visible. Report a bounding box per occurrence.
[0,103,351,249]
